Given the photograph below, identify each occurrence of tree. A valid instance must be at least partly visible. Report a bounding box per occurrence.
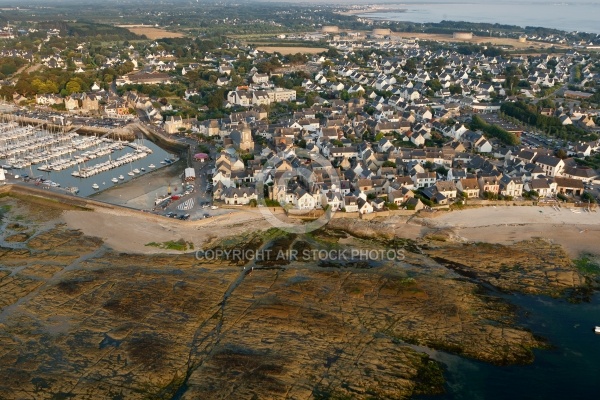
[65,80,81,95]
[430,57,445,74]
[555,149,567,159]
[426,79,442,92]
[449,84,462,95]
[207,89,225,110]
[582,191,596,203]
[403,58,417,74]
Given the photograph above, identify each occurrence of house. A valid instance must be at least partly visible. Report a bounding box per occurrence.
[371,197,386,210]
[357,178,374,194]
[377,137,393,152]
[411,132,426,146]
[554,177,584,196]
[434,181,457,199]
[535,155,564,177]
[295,188,316,210]
[558,114,572,125]
[478,175,500,196]
[117,71,172,86]
[222,187,258,205]
[447,168,468,183]
[219,64,232,75]
[405,197,424,211]
[357,197,374,214]
[322,191,343,211]
[456,178,480,198]
[227,90,253,107]
[81,93,100,113]
[499,175,524,197]
[412,172,436,188]
[526,178,556,197]
[64,95,79,111]
[561,166,597,182]
[252,73,270,84]
[164,116,192,134]
[344,195,359,212]
[216,77,230,86]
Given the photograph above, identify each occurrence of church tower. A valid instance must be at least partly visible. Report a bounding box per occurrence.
[238,122,254,152]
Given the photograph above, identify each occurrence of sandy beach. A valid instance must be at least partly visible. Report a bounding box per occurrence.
[424,206,600,257]
[60,199,600,258]
[61,205,273,254]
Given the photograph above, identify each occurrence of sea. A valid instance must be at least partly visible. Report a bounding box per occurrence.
[418,292,600,400]
[358,0,600,34]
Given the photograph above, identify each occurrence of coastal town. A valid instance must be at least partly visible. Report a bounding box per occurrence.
[1,2,600,400]
[1,14,600,219]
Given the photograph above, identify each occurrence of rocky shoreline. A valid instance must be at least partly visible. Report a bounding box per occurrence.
[0,195,598,399]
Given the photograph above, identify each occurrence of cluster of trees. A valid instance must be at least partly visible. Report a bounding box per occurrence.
[271,71,310,90]
[255,56,282,74]
[0,57,27,79]
[65,21,142,40]
[7,58,135,98]
[117,82,187,99]
[500,102,598,141]
[154,37,221,60]
[470,115,520,145]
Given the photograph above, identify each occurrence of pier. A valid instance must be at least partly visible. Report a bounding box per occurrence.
[0,121,153,178]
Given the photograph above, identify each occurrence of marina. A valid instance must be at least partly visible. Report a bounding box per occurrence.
[0,122,174,197]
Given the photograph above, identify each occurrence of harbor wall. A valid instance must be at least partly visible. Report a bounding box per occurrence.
[0,113,136,140]
[134,123,191,165]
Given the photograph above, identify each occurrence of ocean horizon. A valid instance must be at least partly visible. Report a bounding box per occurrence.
[357,0,600,34]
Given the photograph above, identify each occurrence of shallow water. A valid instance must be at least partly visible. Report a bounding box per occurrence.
[419,292,600,399]
[10,140,172,197]
[361,0,600,34]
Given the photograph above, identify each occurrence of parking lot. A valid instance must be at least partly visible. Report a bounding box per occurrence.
[157,155,236,220]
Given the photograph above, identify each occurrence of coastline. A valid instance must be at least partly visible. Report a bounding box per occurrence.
[423,207,600,258]
[1,188,598,398]
[3,183,599,258]
[338,6,407,16]
[66,194,600,259]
